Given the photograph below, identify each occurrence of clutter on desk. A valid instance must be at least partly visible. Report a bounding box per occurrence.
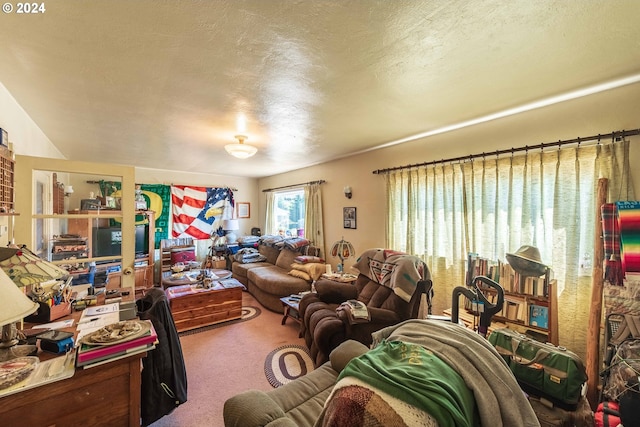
[0,245,73,323]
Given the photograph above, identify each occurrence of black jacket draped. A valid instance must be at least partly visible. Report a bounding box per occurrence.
[136,288,188,426]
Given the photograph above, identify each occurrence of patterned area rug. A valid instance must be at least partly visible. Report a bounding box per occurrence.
[264,344,315,388]
[178,305,261,336]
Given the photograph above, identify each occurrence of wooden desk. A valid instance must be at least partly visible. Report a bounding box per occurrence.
[0,352,143,427]
[0,296,143,427]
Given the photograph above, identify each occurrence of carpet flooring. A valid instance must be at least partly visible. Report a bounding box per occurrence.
[149,292,305,427]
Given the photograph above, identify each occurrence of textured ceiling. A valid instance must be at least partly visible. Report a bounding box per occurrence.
[1,0,639,177]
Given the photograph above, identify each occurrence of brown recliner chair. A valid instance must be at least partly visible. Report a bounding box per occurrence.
[299,249,433,367]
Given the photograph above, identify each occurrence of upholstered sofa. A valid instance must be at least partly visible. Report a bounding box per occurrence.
[223,339,369,427]
[231,243,322,313]
[300,248,433,367]
[223,320,541,427]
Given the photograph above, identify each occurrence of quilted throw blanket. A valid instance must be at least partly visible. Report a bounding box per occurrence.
[233,248,267,264]
[352,249,430,302]
[366,320,540,427]
[320,377,439,427]
[321,340,477,427]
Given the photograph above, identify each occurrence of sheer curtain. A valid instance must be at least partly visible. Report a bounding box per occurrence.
[304,182,325,253]
[386,139,633,357]
[264,191,276,235]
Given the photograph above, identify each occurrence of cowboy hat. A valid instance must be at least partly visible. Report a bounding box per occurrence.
[506,245,547,277]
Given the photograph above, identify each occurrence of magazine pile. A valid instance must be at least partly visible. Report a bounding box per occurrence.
[75,305,157,369]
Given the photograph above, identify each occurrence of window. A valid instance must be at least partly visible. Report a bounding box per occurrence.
[385,140,633,358]
[272,189,305,237]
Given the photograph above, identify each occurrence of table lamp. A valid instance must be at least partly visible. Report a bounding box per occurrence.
[0,245,71,337]
[0,246,69,288]
[223,219,240,244]
[0,268,39,361]
[330,238,355,273]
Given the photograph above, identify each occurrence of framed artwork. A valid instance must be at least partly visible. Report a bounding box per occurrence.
[237,202,250,219]
[343,207,356,229]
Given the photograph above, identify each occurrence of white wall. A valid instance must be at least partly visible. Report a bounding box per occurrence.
[0,82,63,159]
[0,82,65,246]
[259,80,640,268]
[257,80,640,359]
[1,81,260,251]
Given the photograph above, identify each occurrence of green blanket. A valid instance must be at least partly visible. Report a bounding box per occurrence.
[338,340,478,427]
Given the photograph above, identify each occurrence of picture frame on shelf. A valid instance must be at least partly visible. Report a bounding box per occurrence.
[237,202,250,219]
[343,207,356,229]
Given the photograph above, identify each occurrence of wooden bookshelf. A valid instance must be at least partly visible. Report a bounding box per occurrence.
[465,253,559,345]
[0,146,14,213]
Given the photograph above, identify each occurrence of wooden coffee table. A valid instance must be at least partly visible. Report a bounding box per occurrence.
[165,278,244,332]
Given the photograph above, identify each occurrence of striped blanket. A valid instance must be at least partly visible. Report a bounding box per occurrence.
[352,249,430,302]
[602,203,623,285]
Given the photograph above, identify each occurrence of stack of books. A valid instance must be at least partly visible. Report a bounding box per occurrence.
[76,319,158,369]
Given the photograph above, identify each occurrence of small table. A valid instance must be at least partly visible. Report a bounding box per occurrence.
[280,295,302,325]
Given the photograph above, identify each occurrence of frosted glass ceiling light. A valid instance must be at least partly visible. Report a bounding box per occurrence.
[225,134,257,159]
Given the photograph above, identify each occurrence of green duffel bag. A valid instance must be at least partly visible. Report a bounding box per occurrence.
[488,328,587,409]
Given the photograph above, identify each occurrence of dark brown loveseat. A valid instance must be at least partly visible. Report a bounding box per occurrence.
[299,249,433,366]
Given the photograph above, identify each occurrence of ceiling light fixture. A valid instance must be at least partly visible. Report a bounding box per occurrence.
[225,134,257,159]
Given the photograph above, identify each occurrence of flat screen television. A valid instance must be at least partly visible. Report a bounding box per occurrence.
[92,225,148,257]
[135,224,149,255]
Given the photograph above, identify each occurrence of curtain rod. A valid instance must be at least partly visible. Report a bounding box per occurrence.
[262,180,326,193]
[372,128,640,175]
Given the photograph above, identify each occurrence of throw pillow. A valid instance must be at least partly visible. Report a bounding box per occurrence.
[288,269,312,282]
[291,262,326,281]
[294,255,325,264]
[171,247,196,264]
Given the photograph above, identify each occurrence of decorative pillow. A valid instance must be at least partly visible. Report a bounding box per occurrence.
[294,255,325,264]
[171,247,196,264]
[288,269,312,282]
[291,262,326,281]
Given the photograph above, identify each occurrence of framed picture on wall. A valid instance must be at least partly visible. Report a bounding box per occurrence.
[343,207,356,229]
[237,202,250,219]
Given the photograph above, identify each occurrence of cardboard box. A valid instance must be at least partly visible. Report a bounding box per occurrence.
[213,260,227,269]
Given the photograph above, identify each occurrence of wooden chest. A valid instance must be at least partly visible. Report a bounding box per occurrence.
[166,284,243,332]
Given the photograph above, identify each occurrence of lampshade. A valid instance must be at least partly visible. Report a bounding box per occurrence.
[330,238,355,263]
[0,268,38,327]
[222,219,240,231]
[0,246,68,288]
[225,134,258,159]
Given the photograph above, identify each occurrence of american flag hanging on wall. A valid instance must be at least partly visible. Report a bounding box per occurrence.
[171,186,232,239]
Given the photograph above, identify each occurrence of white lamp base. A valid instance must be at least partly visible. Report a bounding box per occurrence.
[225,231,238,244]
